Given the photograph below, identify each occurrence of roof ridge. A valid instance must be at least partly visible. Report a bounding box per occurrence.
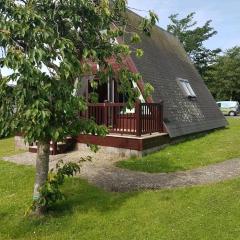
[126,8,174,37]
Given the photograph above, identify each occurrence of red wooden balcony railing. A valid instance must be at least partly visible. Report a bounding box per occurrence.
[84,102,163,136]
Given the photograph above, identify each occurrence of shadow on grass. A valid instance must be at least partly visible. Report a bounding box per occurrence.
[116,155,186,173]
[10,177,138,239]
[50,178,138,216]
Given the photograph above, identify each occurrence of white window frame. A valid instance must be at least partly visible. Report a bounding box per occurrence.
[177,78,196,98]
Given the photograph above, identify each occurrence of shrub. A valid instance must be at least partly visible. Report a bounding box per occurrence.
[28,157,91,214]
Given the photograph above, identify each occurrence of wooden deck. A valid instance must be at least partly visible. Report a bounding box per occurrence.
[84,102,164,136]
[77,132,169,152]
[26,102,165,155]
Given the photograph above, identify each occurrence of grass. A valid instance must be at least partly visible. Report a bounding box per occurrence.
[117,118,240,173]
[0,137,24,157]
[1,135,240,239]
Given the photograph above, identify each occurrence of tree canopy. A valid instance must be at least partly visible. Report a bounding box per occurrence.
[167,12,221,77]
[0,0,158,142]
[0,0,157,214]
[205,46,240,102]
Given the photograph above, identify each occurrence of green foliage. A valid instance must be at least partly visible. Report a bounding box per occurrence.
[143,82,154,99]
[191,47,221,77]
[117,69,141,108]
[0,1,157,216]
[88,144,100,153]
[205,46,240,101]
[0,84,14,138]
[117,118,240,173]
[130,33,141,44]
[29,157,91,213]
[0,0,157,144]
[167,12,220,77]
[136,49,144,58]
[140,11,159,36]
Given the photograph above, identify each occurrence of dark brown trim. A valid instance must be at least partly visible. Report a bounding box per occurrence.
[15,132,24,136]
[77,134,142,151]
[76,134,169,151]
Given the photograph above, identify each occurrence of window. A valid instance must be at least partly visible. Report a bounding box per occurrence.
[177,78,196,98]
[218,101,239,108]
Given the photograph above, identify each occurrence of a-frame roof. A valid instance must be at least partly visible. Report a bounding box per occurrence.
[127,10,227,137]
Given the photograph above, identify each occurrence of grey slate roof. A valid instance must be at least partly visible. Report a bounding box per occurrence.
[127,11,227,138]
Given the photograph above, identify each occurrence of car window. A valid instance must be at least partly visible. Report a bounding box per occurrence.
[221,102,236,108]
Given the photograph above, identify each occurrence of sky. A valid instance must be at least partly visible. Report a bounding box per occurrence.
[1,0,240,77]
[128,0,240,50]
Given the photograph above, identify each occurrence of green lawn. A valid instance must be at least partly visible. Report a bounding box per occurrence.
[117,118,240,173]
[0,137,24,158]
[1,136,240,239]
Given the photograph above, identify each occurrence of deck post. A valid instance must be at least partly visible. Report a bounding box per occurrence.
[135,101,142,136]
[159,102,163,132]
[103,102,108,127]
[52,142,57,155]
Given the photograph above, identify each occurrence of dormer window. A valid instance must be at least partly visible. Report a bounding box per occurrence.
[177,78,196,98]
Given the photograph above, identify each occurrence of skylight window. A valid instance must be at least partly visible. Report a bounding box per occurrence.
[177,78,196,98]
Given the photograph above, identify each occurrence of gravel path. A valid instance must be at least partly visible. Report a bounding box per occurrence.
[3,151,240,192]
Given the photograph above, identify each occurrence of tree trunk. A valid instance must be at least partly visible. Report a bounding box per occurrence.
[33,141,50,215]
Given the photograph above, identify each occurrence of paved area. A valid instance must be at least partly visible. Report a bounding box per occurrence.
[3,151,240,192]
